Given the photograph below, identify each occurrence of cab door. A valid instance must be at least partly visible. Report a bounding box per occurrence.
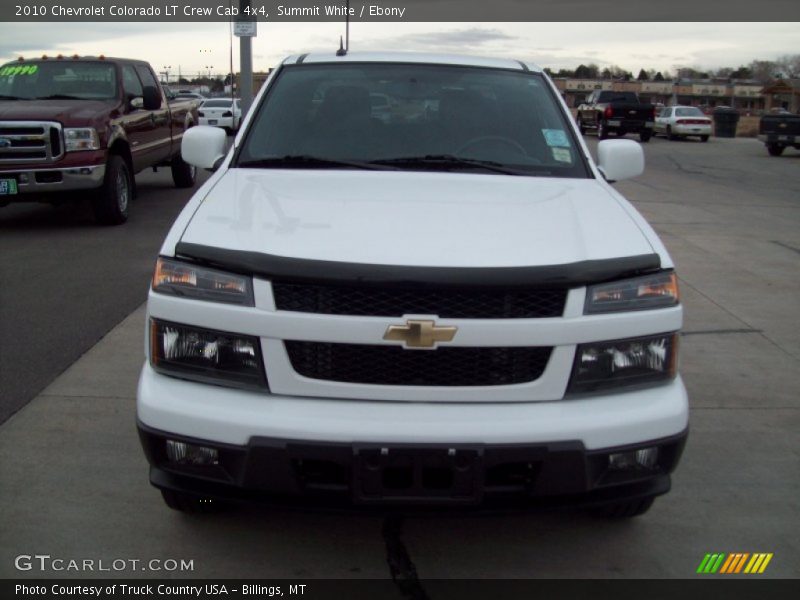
[119,64,169,172]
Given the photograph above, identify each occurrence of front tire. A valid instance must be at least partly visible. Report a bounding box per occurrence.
[171,153,197,188]
[639,130,652,143]
[92,155,131,226]
[577,117,586,135]
[767,143,785,156]
[700,135,709,143]
[591,497,655,518]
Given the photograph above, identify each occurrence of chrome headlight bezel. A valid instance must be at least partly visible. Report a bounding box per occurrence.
[64,127,100,152]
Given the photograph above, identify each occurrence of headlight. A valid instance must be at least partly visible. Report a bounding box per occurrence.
[64,128,100,152]
[567,333,678,394]
[585,272,678,314]
[150,319,267,389]
[152,257,254,305]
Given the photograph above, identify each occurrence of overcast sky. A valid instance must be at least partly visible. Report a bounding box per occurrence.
[1,22,798,78]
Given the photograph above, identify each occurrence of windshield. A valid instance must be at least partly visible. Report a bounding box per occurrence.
[236,63,588,178]
[0,61,117,100]
[675,107,704,117]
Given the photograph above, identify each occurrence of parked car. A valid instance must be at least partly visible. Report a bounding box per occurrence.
[576,90,655,142]
[758,110,800,156]
[198,97,241,133]
[654,106,712,142]
[138,52,687,517]
[0,56,199,224]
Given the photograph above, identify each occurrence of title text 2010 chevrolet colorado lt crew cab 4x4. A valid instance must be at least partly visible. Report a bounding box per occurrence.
[137,52,688,517]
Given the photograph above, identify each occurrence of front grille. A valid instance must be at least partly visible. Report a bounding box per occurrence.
[273,282,567,319]
[285,341,552,386]
[0,121,63,164]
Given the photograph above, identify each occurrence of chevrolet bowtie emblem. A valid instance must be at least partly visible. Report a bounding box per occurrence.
[383,319,457,349]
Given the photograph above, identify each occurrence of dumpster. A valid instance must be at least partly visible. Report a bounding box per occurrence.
[713,107,740,138]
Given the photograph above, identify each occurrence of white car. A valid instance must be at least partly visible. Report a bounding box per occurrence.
[655,106,712,141]
[138,52,688,516]
[198,98,242,133]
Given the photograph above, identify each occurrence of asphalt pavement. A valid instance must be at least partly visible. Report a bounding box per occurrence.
[0,167,209,424]
[0,136,798,583]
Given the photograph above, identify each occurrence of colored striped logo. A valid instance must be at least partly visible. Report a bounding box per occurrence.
[696,553,773,574]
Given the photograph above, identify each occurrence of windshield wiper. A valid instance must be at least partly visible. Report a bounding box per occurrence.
[237,155,398,171]
[33,94,83,100]
[372,155,530,175]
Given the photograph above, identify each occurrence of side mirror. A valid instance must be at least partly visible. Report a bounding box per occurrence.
[596,139,644,182]
[182,126,227,170]
[142,85,162,110]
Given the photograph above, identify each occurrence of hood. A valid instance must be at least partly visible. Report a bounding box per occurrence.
[178,169,655,269]
[0,99,118,124]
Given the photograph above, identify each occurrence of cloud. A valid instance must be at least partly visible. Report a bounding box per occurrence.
[357,27,517,53]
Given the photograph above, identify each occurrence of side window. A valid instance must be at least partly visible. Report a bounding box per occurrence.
[135,65,158,90]
[122,65,143,98]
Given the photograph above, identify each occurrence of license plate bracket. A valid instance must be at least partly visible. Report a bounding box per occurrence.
[352,444,484,505]
[209,119,218,125]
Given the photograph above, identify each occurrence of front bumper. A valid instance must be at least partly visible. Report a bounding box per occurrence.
[137,365,689,510]
[0,163,105,195]
[139,421,687,512]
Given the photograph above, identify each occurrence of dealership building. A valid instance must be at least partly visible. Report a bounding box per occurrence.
[553,78,768,112]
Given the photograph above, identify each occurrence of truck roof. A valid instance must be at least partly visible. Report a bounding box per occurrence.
[3,56,150,67]
[281,51,542,73]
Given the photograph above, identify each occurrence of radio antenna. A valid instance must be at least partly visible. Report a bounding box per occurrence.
[336,0,350,56]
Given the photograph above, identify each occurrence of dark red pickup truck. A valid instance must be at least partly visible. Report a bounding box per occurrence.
[0,56,199,224]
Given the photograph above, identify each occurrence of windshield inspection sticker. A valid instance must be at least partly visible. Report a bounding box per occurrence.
[552,147,572,163]
[542,128,570,147]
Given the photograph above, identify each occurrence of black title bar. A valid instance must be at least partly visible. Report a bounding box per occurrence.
[3,0,800,22]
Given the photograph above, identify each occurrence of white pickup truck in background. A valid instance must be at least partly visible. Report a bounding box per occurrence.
[136,52,688,517]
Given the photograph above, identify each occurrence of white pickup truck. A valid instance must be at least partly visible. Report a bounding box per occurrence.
[137,52,688,517]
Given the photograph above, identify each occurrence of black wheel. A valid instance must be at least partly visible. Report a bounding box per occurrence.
[591,497,655,518]
[597,119,609,140]
[160,489,223,513]
[92,154,131,225]
[577,116,587,135]
[767,144,785,156]
[615,129,627,137]
[666,126,677,141]
[700,135,709,143]
[639,130,652,143]
[171,152,197,188]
